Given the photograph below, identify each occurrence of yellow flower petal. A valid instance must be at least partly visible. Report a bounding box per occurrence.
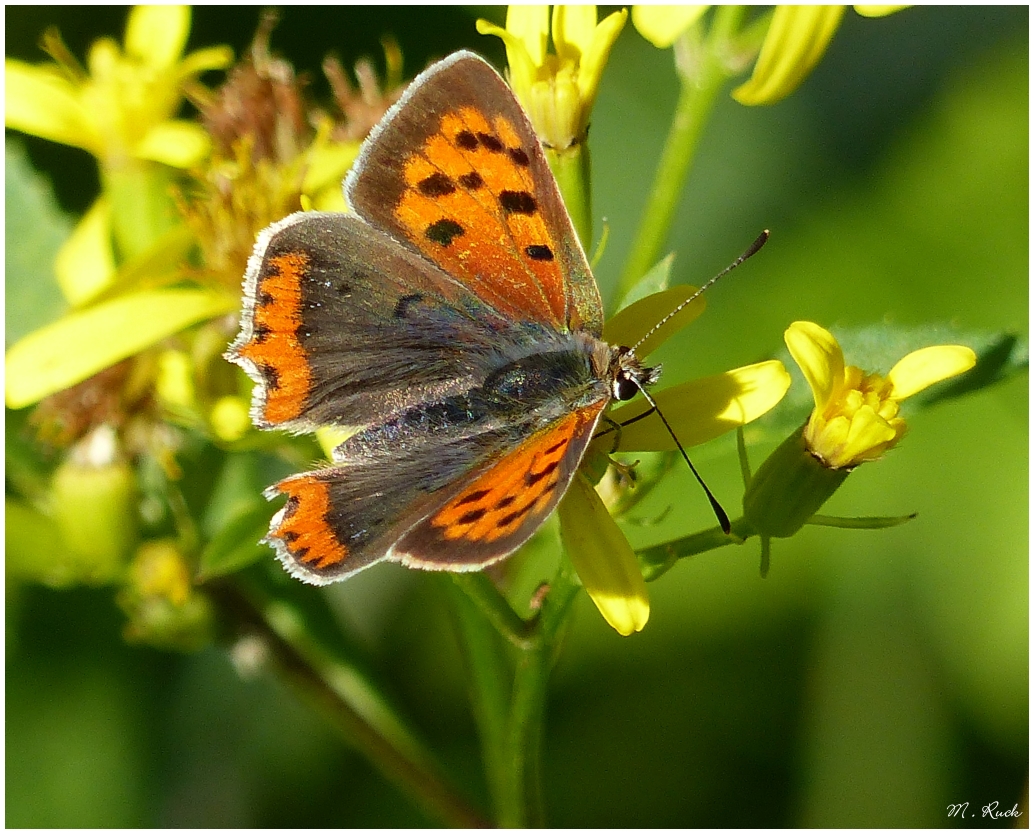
[177,45,235,78]
[853,5,910,18]
[732,5,846,106]
[886,345,976,400]
[302,141,361,197]
[476,18,539,99]
[632,5,709,49]
[4,59,96,151]
[837,405,898,466]
[156,349,195,409]
[125,5,191,69]
[559,472,649,636]
[785,321,844,410]
[574,8,628,107]
[505,5,550,66]
[210,396,253,443]
[552,5,599,63]
[5,289,237,409]
[609,360,791,452]
[602,285,706,358]
[55,197,116,306]
[86,37,120,81]
[135,120,211,168]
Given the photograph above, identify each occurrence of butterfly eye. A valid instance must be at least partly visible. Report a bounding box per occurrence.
[612,371,641,402]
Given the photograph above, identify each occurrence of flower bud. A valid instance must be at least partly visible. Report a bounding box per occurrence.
[50,426,138,583]
[743,425,849,538]
[118,540,214,651]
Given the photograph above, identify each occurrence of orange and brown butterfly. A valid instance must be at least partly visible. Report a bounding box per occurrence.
[225,50,660,584]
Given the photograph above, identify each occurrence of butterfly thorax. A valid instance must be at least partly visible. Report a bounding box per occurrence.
[343,330,613,455]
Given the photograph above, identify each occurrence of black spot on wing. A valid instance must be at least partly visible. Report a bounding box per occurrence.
[455,130,479,150]
[418,172,456,198]
[499,190,537,215]
[476,131,504,152]
[425,218,464,247]
[525,244,554,261]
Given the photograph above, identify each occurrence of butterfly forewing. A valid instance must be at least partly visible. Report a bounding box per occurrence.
[347,51,604,336]
[228,211,519,430]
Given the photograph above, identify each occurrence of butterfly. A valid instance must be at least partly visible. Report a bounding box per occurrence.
[225,50,662,585]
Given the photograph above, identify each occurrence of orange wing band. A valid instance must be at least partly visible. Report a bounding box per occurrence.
[271,476,349,571]
[237,252,312,425]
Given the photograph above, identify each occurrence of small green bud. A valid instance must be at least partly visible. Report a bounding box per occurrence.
[118,540,214,652]
[50,427,138,583]
[743,425,849,538]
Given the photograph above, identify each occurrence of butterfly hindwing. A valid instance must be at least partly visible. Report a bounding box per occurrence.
[347,51,604,336]
[266,398,608,584]
[396,401,607,569]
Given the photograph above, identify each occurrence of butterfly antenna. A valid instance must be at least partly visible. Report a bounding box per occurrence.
[633,383,731,534]
[622,230,769,534]
[629,230,770,357]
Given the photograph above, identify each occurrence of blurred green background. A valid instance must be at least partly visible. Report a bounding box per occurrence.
[6,5,1027,827]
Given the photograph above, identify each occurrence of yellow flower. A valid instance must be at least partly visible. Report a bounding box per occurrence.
[743,321,973,540]
[631,5,909,106]
[785,321,976,469]
[477,5,627,149]
[118,540,215,651]
[732,5,908,106]
[5,6,232,168]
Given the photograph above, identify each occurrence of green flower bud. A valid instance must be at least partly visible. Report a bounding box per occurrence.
[118,540,214,652]
[50,427,138,583]
[743,424,849,538]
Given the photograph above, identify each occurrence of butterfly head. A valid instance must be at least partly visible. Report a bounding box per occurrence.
[609,346,661,402]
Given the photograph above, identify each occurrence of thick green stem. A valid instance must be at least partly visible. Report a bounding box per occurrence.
[616,8,743,303]
[452,572,537,649]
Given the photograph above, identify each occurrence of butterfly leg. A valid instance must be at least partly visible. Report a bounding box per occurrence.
[592,406,659,452]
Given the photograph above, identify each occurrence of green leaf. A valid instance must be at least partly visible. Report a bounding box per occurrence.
[612,253,674,313]
[196,501,271,580]
[5,288,238,409]
[5,140,71,346]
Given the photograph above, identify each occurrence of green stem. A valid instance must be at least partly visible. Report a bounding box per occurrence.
[638,515,754,581]
[547,143,593,251]
[441,577,513,821]
[209,581,487,828]
[501,558,581,827]
[451,572,537,649]
[616,7,743,303]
